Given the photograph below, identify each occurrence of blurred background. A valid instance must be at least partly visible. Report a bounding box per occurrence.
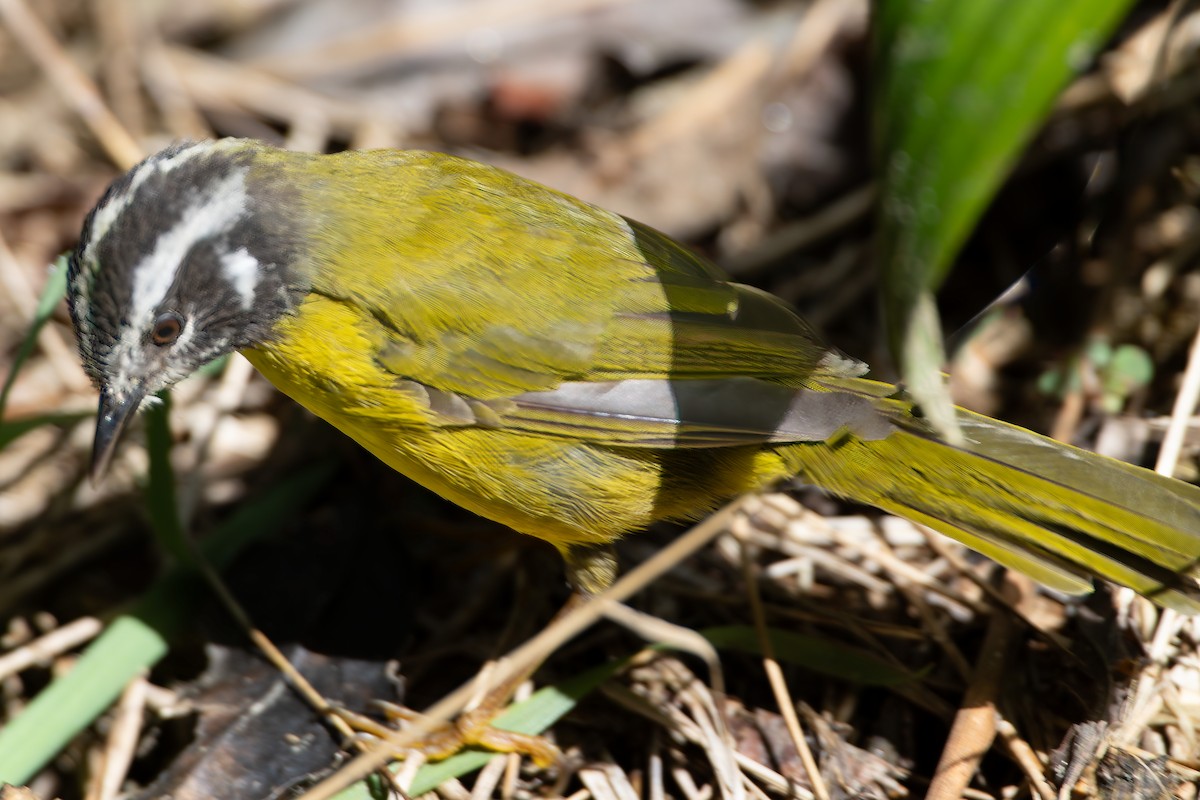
[2,1,1200,798]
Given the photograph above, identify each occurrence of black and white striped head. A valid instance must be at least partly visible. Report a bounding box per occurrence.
[69,140,301,477]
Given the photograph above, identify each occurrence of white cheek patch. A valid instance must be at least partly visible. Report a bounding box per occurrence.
[220,247,260,310]
[128,167,249,326]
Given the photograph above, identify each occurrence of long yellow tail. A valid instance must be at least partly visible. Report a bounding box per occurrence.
[783,389,1200,612]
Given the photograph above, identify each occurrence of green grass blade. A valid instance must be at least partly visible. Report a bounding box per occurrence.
[0,463,334,784]
[873,0,1135,437]
[700,625,914,686]
[0,615,173,782]
[0,256,70,421]
[142,391,189,562]
[0,411,91,450]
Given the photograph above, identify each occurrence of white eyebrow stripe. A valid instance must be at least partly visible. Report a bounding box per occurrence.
[220,246,260,310]
[129,167,249,324]
[81,142,213,265]
[82,166,154,265]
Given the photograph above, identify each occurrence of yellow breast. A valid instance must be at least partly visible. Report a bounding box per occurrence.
[242,293,674,548]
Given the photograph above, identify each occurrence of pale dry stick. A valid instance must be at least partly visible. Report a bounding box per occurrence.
[994,716,1057,800]
[283,108,333,155]
[857,543,976,614]
[876,531,974,682]
[727,720,807,794]
[138,682,181,717]
[298,499,751,800]
[776,0,866,81]
[164,46,393,140]
[1154,679,1197,756]
[578,768,621,800]
[608,764,643,800]
[0,232,91,393]
[91,674,149,800]
[625,36,774,162]
[828,520,985,615]
[740,527,894,595]
[627,0,860,166]
[922,534,1074,653]
[1112,323,1200,746]
[603,602,724,695]
[467,751,507,800]
[499,681,534,800]
[960,789,999,800]
[733,516,830,800]
[0,617,102,682]
[723,186,875,279]
[737,765,797,800]
[1100,0,1195,106]
[91,0,147,138]
[671,765,713,800]
[436,775,471,800]
[153,0,293,41]
[600,679,679,732]
[925,598,1014,800]
[392,750,426,794]
[139,39,213,140]
[550,754,585,799]
[1154,323,1200,479]
[658,659,742,800]
[350,118,405,153]
[739,775,772,800]
[250,0,632,79]
[648,747,665,800]
[0,0,142,170]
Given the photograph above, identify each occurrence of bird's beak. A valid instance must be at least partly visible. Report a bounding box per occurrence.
[91,385,146,482]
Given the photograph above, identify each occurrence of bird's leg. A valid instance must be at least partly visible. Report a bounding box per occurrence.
[370,593,592,767]
[561,542,619,598]
[368,545,617,766]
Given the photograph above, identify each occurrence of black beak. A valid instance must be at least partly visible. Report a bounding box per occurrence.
[91,385,146,482]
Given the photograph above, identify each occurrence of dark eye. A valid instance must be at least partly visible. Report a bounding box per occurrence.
[151,312,184,345]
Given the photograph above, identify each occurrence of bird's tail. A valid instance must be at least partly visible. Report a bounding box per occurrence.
[782,384,1200,612]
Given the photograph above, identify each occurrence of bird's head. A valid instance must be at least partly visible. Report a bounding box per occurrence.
[68,139,303,478]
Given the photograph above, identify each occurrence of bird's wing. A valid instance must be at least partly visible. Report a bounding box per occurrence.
[314,157,889,446]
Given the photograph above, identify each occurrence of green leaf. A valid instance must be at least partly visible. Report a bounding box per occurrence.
[0,411,91,451]
[1101,343,1154,412]
[142,392,188,563]
[0,463,335,785]
[701,625,914,686]
[0,256,70,421]
[873,0,1135,439]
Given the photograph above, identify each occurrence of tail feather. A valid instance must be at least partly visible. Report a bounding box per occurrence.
[783,395,1200,612]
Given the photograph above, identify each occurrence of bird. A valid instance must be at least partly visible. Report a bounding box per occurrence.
[68,137,1200,611]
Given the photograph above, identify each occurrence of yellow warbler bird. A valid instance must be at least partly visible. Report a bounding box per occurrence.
[68,139,1200,609]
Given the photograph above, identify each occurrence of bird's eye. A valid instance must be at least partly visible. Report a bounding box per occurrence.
[151,312,184,346]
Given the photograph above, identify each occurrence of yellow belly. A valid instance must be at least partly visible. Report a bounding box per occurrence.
[242,294,675,547]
